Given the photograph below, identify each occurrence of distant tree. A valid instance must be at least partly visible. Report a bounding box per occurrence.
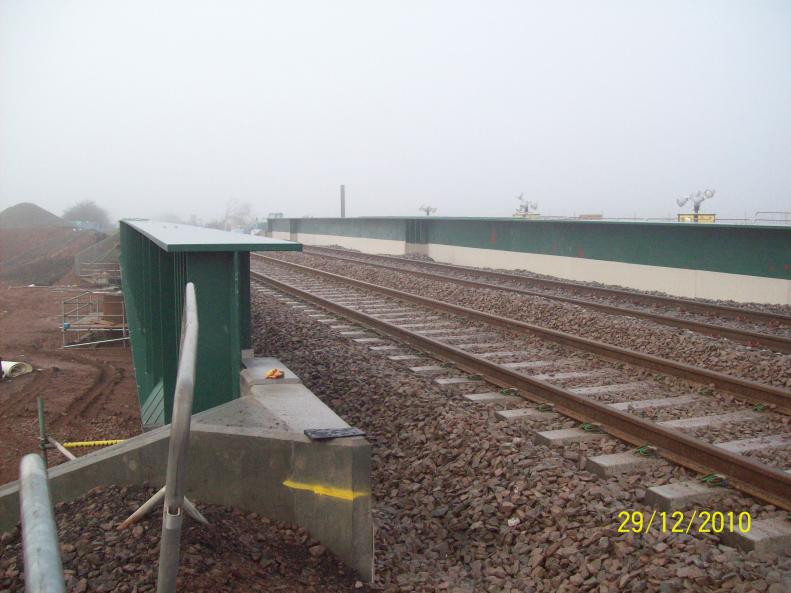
[63,200,110,228]
[221,199,253,230]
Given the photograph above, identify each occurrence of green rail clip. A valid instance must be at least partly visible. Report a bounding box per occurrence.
[701,473,728,488]
[634,445,657,457]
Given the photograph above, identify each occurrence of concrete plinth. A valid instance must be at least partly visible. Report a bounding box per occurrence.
[435,377,484,387]
[534,428,607,446]
[720,518,791,553]
[495,408,556,420]
[570,381,654,396]
[409,365,447,374]
[241,357,301,393]
[659,411,760,429]
[644,480,728,511]
[0,374,374,582]
[464,392,521,404]
[608,394,701,411]
[585,452,659,477]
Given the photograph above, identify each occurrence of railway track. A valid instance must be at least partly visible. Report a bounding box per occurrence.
[251,254,791,510]
[300,245,791,353]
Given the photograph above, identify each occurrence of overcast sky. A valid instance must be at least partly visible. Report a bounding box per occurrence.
[1,1,789,222]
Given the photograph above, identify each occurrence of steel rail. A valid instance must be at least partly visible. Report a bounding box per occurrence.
[254,255,791,414]
[251,267,791,510]
[302,245,791,328]
[278,250,791,353]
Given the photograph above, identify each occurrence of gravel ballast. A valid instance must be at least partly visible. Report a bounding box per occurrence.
[248,283,791,592]
[0,484,369,593]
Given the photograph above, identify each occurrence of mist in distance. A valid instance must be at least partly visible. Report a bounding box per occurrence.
[1,0,789,223]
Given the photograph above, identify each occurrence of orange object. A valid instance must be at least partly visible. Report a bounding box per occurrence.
[265,368,284,379]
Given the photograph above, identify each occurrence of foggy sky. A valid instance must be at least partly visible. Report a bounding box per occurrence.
[1,1,790,223]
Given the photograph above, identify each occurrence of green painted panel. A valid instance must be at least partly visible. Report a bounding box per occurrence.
[426,219,791,280]
[120,221,293,426]
[296,218,406,241]
[277,217,791,280]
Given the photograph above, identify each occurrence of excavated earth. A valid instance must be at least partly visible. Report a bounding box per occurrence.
[243,285,791,592]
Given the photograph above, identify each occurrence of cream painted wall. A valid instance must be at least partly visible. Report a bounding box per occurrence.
[295,232,406,255]
[427,243,791,305]
[290,232,791,305]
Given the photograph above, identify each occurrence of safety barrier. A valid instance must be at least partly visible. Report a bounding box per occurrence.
[19,454,66,593]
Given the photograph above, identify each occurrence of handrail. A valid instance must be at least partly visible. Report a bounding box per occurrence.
[19,454,66,593]
[157,282,199,593]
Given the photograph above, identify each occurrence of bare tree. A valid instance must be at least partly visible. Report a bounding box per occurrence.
[63,200,110,228]
[221,199,253,230]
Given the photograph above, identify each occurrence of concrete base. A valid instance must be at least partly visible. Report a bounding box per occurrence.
[241,357,301,393]
[409,365,447,374]
[0,368,374,582]
[534,428,607,446]
[464,392,521,404]
[570,381,654,395]
[585,452,659,477]
[496,408,557,420]
[435,377,484,387]
[659,411,759,429]
[720,518,791,553]
[608,394,701,411]
[644,480,728,511]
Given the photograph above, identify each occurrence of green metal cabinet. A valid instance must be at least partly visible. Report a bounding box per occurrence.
[120,220,301,428]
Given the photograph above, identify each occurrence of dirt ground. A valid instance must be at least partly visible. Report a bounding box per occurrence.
[0,286,141,484]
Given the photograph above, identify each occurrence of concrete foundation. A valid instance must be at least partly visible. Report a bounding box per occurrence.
[534,428,607,446]
[0,357,374,582]
[720,518,791,553]
[496,408,557,420]
[644,480,728,511]
[464,392,521,404]
[585,452,659,477]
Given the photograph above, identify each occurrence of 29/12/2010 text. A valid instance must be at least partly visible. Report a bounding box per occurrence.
[617,510,751,535]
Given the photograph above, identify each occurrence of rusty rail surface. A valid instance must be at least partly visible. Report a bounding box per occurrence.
[251,264,791,510]
[283,249,791,354]
[254,255,791,414]
[301,246,791,328]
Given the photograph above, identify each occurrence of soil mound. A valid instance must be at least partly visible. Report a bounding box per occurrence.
[0,202,69,229]
[0,228,103,286]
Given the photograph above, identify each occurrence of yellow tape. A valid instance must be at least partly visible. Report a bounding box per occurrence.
[62,439,125,448]
[282,479,366,501]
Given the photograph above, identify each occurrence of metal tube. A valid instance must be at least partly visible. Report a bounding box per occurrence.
[157,282,199,593]
[37,398,47,466]
[19,454,65,593]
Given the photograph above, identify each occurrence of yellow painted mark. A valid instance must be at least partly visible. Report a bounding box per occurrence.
[63,439,126,448]
[283,479,367,501]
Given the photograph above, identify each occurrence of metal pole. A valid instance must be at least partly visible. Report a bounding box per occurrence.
[340,184,346,218]
[37,398,48,467]
[157,282,199,593]
[19,454,65,593]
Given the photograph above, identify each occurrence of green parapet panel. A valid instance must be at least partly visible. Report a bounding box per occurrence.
[120,220,301,429]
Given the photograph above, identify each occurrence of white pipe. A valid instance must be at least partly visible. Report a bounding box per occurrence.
[1,361,33,378]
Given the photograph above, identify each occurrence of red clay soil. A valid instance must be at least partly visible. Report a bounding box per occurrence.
[0,228,104,287]
[0,285,141,484]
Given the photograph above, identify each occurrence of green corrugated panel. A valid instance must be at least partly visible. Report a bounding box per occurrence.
[120,220,301,425]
